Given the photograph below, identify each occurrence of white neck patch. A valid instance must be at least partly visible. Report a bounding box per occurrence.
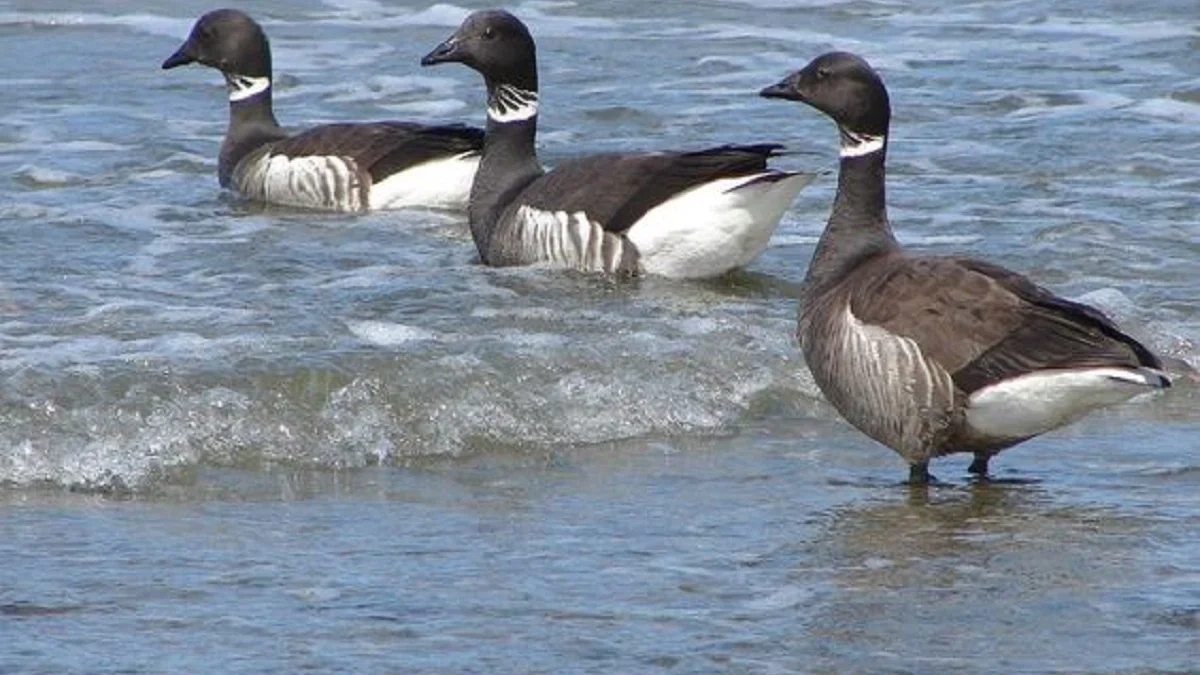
[225,74,271,103]
[839,129,886,158]
[488,84,538,123]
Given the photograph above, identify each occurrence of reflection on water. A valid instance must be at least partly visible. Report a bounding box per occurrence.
[804,482,1197,672]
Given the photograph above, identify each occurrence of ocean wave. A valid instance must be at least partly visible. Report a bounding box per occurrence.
[0,11,190,38]
[0,306,822,491]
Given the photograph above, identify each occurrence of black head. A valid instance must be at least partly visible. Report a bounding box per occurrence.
[162,8,272,77]
[760,51,890,137]
[420,9,538,91]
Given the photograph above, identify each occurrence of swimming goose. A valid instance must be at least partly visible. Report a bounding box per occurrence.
[420,9,814,279]
[760,52,1170,483]
[163,9,483,212]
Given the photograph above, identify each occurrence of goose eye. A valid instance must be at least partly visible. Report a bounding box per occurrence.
[816,67,831,80]
[482,27,495,40]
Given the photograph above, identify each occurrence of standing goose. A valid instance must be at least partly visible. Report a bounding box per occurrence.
[760,52,1170,483]
[163,8,483,212]
[420,10,814,279]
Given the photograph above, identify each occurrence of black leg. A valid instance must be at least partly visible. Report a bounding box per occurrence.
[908,462,934,485]
[968,453,990,477]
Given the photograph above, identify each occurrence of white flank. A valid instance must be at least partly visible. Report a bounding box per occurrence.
[368,151,480,211]
[833,306,957,457]
[226,74,271,103]
[840,132,885,158]
[966,367,1167,440]
[512,205,627,273]
[487,84,539,124]
[624,172,813,279]
[252,154,364,211]
[839,307,952,410]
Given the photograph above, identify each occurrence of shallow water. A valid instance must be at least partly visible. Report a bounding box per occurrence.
[1,0,1197,672]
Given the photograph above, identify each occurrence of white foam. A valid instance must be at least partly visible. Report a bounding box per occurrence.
[470,306,571,321]
[1071,288,1138,318]
[320,74,464,104]
[743,585,815,612]
[0,332,267,371]
[347,320,440,346]
[377,98,468,117]
[1002,16,1194,42]
[15,165,84,187]
[319,0,390,15]
[379,3,471,27]
[52,140,129,152]
[1130,98,1200,124]
[903,234,985,247]
[0,11,192,38]
[1006,91,1132,120]
[303,4,471,29]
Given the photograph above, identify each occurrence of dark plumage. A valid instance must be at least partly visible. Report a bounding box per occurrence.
[421,9,814,278]
[762,52,1169,483]
[514,144,792,235]
[243,121,483,187]
[163,8,482,211]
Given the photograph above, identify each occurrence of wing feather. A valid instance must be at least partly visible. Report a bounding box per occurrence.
[514,144,789,234]
[847,254,1161,395]
[265,122,483,180]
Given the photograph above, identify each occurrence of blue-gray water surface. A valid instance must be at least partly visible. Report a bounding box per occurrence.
[1,0,1197,672]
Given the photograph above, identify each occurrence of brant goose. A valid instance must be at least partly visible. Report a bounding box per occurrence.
[420,10,814,279]
[163,9,483,212]
[761,52,1170,483]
